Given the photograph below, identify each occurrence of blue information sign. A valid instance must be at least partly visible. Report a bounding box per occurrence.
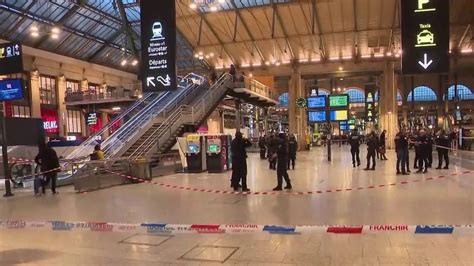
[0,79,24,101]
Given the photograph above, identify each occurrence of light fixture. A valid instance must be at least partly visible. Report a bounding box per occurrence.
[386,52,393,56]
[138,94,143,99]
[374,53,384,58]
[210,5,218,12]
[329,57,340,61]
[275,61,281,66]
[112,107,121,111]
[189,3,197,9]
[249,73,253,78]
[461,48,473,54]
[340,78,344,81]
[132,59,138,66]
[31,26,38,32]
[51,27,60,34]
[121,59,127,66]
[31,31,39,38]
[51,34,59,39]
[420,106,424,111]
[265,61,270,66]
[209,52,214,57]
[218,0,225,3]
[361,54,372,58]
[338,66,343,71]
[194,54,199,58]
[342,55,352,60]
[332,88,336,92]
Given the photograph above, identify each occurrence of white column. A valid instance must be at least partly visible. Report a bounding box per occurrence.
[379,61,399,149]
[30,71,41,118]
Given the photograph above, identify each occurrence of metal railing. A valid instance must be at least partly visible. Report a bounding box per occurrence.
[127,74,232,158]
[65,90,138,103]
[102,73,207,158]
[235,76,278,101]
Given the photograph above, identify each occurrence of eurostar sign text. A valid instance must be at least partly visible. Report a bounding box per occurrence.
[401,0,449,75]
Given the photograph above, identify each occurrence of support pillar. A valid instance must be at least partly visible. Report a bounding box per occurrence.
[263,108,268,135]
[379,61,399,149]
[288,67,307,150]
[30,71,41,118]
[57,76,67,137]
[235,99,241,132]
[101,112,110,139]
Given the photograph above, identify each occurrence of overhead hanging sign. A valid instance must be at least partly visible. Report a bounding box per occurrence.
[0,43,23,75]
[140,0,177,92]
[401,0,449,75]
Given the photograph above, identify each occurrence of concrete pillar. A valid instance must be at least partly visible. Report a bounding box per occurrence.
[288,67,307,150]
[30,71,41,118]
[57,76,67,137]
[235,99,241,132]
[101,112,110,139]
[379,61,399,149]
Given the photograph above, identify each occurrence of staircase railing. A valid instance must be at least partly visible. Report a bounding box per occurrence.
[104,73,207,158]
[127,74,232,158]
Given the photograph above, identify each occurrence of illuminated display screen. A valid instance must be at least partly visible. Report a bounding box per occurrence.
[0,43,23,75]
[307,96,326,108]
[0,79,24,101]
[208,144,219,153]
[140,0,177,92]
[401,0,449,74]
[308,111,327,122]
[329,95,349,108]
[349,125,356,130]
[330,110,348,121]
[187,144,199,154]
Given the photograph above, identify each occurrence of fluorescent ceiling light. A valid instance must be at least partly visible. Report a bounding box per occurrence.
[374,53,384,58]
[329,57,339,61]
[461,48,473,54]
[361,54,372,58]
[112,107,121,111]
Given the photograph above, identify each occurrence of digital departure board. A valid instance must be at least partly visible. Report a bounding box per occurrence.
[307,96,326,109]
[401,0,449,75]
[329,95,349,108]
[308,111,327,122]
[330,110,348,121]
[140,0,177,92]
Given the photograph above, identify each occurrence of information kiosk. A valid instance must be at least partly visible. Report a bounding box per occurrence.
[186,134,207,173]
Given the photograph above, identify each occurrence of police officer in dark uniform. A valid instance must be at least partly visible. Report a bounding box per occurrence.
[427,131,434,168]
[416,130,429,173]
[230,132,252,192]
[395,131,409,175]
[348,130,361,168]
[364,131,379,170]
[287,134,297,170]
[273,133,292,191]
[269,134,279,170]
[435,130,450,169]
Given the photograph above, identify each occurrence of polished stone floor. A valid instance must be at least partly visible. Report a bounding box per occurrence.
[0,146,473,265]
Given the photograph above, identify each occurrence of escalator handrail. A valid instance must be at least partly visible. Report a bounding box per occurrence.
[128,74,232,158]
[103,73,206,158]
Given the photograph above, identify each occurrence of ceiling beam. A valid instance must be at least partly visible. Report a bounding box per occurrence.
[115,0,138,56]
[353,0,359,57]
[230,0,265,62]
[388,0,399,52]
[271,0,295,59]
[311,0,326,59]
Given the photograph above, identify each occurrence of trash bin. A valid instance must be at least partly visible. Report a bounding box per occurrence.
[129,159,151,181]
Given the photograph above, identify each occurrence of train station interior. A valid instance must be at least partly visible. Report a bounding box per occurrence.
[0,0,473,265]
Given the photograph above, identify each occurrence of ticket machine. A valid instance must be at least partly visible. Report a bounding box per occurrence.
[186,134,207,173]
[206,135,224,173]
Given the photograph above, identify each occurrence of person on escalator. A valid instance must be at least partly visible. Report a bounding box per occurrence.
[35,143,60,195]
[90,144,105,161]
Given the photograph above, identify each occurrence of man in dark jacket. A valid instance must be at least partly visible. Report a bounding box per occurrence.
[379,130,388,160]
[416,130,429,173]
[230,132,252,192]
[268,134,279,170]
[348,130,361,168]
[435,130,450,169]
[364,131,379,170]
[35,143,60,194]
[395,132,409,175]
[287,134,297,170]
[273,133,292,191]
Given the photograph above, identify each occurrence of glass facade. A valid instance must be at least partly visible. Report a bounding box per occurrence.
[446,84,474,100]
[39,75,57,105]
[407,86,438,102]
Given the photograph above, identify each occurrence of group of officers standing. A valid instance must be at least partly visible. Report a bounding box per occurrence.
[229,132,297,192]
[347,128,452,175]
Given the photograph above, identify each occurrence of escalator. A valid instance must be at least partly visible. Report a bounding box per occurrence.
[125,73,233,159]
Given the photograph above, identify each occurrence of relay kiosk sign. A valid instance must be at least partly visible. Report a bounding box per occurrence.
[140,0,177,92]
[401,0,449,75]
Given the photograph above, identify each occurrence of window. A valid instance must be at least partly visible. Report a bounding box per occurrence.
[67,110,83,134]
[278,93,288,107]
[12,106,31,118]
[39,75,57,105]
[446,84,474,100]
[66,80,80,94]
[345,88,365,103]
[407,86,438,102]
[87,83,103,95]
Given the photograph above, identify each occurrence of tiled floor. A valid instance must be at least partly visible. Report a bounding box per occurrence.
[0,146,473,265]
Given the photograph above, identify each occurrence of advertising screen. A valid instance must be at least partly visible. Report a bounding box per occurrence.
[308,111,327,122]
[0,79,24,101]
[41,108,59,134]
[140,0,177,92]
[330,110,348,121]
[329,95,349,108]
[307,96,326,108]
[0,43,23,75]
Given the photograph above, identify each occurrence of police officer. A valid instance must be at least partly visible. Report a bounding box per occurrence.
[427,131,434,168]
[348,129,361,168]
[395,131,409,175]
[273,133,292,191]
[364,131,379,170]
[269,134,279,170]
[416,130,429,173]
[435,130,450,169]
[230,132,252,192]
[287,134,297,170]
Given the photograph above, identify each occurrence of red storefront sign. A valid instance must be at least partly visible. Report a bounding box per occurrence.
[41,108,59,134]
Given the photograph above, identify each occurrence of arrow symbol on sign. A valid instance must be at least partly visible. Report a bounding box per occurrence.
[147,77,156,87]
[418,53,433,69]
